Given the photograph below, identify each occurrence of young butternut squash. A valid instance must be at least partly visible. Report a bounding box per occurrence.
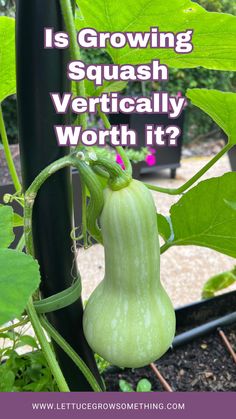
[83,179,175,368]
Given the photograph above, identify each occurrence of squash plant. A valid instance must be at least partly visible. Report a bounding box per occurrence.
[1,0,236,392]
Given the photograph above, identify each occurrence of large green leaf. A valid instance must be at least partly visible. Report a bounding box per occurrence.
[202,267,236,299]
[0,205,14,249]
[0,249,40,326]
[187,89,236,145]
[162,173,236,258]
[76,0,236,70]
[0,17,16,103]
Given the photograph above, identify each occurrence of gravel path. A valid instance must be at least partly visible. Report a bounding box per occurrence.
[78,154,236,308]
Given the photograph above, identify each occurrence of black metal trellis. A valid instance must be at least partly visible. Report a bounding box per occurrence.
[16,0,103,390]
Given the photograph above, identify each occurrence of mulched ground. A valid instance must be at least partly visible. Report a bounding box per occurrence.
[104,323,236,391]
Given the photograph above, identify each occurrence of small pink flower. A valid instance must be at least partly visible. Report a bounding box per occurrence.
[145,154,156,166]
[116,154,125,170]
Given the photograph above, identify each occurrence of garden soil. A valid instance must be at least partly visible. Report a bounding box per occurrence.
[104,323,236,391]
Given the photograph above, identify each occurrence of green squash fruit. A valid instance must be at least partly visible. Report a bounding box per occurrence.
[83,179,175,368]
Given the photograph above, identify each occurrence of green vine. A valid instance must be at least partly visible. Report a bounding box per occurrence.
[26,297,70,392]
[145,143,232,195]
[0,317,29,334]
[24,271,73,386]
[41,316,103,392]
[81,180,88,247]
[59,0,87,130]
[97,107,133,175]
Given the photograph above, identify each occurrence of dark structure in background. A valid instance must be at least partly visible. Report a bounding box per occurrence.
[16,0,102,390]
[110,112,185,179]
[228,147,236,171]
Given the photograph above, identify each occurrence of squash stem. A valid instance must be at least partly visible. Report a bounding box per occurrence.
[98,108,132,176]
[89,155,131,190]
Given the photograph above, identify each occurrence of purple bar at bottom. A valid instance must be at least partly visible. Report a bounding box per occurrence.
[0,392,235,419]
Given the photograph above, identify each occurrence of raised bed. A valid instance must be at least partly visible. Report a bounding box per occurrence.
[104,290,236,391]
